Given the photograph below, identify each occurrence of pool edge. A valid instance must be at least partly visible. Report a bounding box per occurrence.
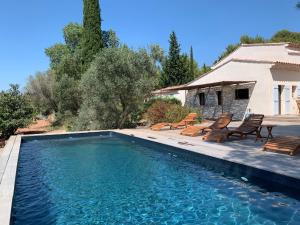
[1,130,300,225]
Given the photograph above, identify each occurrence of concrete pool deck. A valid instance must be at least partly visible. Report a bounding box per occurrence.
[0,121,300,224]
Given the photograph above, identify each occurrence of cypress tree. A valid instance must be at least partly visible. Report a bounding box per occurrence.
[82,0,103,71]
[189,46,194,79]
[161,31,183,87]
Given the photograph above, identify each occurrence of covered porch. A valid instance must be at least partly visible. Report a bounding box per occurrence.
[168,81,257,120]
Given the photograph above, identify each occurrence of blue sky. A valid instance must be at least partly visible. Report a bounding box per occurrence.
[1,0,300,91]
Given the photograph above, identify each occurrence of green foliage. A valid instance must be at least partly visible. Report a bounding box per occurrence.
[199,64,211,75]
[63,23,83,52]
[75,47,157,130]
[296,2,300,9]
[190,46,195,78]
[270,30,300,44]
[0,85,34,138]
[82,0,103,70]
[142,97,181,117]
[145,99,197,124]
[102,29,120,48]
[165,104,194,123]
[45,44,70,70]
[161,32,199,87]
[55,74,82,115]
[161,31,182,87]
[150,44,165,64]
[26,71,57,115]
[145,101,174,124]
[240,35,266,44]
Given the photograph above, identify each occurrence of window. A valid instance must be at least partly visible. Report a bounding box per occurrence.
[235,88,249,100]
[199,93,205,105]
[217,91,222,105]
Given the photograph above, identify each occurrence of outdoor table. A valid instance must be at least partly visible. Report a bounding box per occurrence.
[256,124,277,142]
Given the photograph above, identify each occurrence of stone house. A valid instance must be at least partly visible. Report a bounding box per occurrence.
[166,43,300,120]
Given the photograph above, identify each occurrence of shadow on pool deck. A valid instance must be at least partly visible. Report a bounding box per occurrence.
[118,123,300,179]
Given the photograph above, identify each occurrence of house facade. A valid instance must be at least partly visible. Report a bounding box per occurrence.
[167,43,300,120]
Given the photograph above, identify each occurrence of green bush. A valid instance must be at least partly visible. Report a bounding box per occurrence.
[0,85,34,139]
[165,104,192,123]
[143,97,181,112]
[145,99,200,124]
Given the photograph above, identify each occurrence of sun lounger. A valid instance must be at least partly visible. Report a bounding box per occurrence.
[180,113,233,137]
[150,122,171,131]
[203,114,264,142]
[228,114,264,138]
[263,136,300,155]
[150,113,197,131]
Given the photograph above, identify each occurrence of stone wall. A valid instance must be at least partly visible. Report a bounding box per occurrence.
[185,84,255,120]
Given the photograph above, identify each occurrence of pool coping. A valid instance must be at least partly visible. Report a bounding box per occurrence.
[1,130,300,224]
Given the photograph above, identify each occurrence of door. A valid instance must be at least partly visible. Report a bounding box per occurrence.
[285,85,291,114]
[273,85,279,115]
[297,85,300,98]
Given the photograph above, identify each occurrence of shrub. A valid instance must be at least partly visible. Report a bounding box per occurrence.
[165,104,192,123]
[145,101,174,124]
[0,85,34,139]
[145,99,200,124]
[143,97,181,112]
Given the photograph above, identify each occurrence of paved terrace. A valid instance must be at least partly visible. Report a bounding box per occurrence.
[117,120,300,180]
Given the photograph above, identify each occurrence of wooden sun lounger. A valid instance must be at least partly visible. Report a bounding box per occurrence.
[228,114,264,138]
[150,122,170,131]
[203,114,264,142]
[263,136,300,156]
[150,113,197,131]
[180,113,233,137]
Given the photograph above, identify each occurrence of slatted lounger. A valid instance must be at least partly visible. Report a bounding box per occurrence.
[180,113,233,137]
[150,113,197,131]
[264,136,300,156]
[203,114,264,142]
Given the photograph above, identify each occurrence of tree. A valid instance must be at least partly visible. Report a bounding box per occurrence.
[55,74,82,115]
[26,71,57,115]
[190,46,194,78]
[76,47,157,130]
[102,29,120,48]
[0,85,34,138]
[296,2,300,9]
[82,0,103,70]
[270,30,300,44]
[161,31,184,87]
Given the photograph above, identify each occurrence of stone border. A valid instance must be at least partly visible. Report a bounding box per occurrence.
[0,135,21,225]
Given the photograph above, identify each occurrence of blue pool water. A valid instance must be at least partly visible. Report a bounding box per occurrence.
[11,134,300,225]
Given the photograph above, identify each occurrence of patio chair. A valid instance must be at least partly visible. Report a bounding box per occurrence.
[150,113,197,131]
[263,136,300,156]
[202,114,264,142]
[180,113,233,137]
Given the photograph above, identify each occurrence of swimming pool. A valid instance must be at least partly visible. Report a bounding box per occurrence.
[11,132,300,225]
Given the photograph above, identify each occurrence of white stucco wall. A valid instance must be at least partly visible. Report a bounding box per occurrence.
[154,90,186,105]
[189,61,274,116]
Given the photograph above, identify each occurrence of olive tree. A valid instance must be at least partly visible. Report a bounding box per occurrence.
[76,46,157,130]
[0,85,34,138]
